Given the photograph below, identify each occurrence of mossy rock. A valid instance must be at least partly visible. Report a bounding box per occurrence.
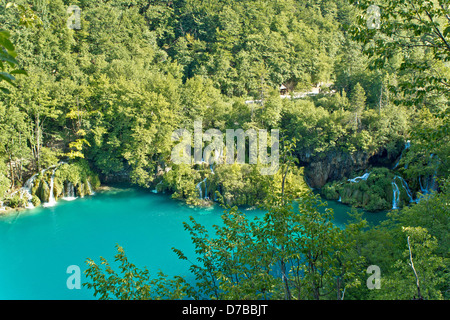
[75,183,85,198]
[321,183,340,200]
[31,195,41,207]
[54,179,64,199]
[35,180,50,203]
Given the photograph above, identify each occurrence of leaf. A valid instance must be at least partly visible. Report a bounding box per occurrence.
[0,87,10,94]
[0,36,15,52]
[9,69,27,76]
[0,71,16,81]
[0,52,18,65]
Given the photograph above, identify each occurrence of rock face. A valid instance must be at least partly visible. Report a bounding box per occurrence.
[302,150,374,188]
[35,180,50,203]
[99,169,131,184]
[300,143,405,189]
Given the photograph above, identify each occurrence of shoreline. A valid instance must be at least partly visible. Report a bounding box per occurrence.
[0,207,26,217]
[0,185,113,218]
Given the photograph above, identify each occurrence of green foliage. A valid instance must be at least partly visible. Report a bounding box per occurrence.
[0,0,448,300]
[6,192,26,208]
[321,168,401,211]
[84,244,188,300]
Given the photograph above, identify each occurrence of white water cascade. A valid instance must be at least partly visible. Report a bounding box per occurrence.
[196,178,208,200]
[348,172,370,183]
[62,182,77,201]
[20,173,39,209]
[393,140,411,169]
[86,180,94,195]
[396,176,416,203]
[42,167,58,208]
[391,180,400,210]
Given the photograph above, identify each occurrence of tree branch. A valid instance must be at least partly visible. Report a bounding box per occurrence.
[407,236,423,300]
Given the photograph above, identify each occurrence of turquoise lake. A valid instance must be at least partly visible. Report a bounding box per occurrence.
[0,187,386,300]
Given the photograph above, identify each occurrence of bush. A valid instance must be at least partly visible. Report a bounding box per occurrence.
[8,194,27,208]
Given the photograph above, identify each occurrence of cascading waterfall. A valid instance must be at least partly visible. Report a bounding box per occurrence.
[87,180,94,195]
[348,172,370,183]
[20,173,39,209]
[396,176,416,203]
[62,182,77,201]
[393,140,411,169]
[13,167,51,209]
[418,175,437,197]
[43,167,58,208]
[196,178,208,200]
[418,153,439,196]
[5,161,96,210]
[391,180,400,210]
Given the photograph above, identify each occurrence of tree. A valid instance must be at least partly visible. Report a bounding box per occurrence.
[350,82,366,129]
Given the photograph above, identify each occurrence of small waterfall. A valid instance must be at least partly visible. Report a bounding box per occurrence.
[196,178,208,199]
[396,176,416,203]
[62,182,77,201]
[393,140,411,169]
[43,167,58,207]
[391,181,400,209]
[419,175,432,195]
[87,180,94,195]
[338,196,342,202]
[20,173,39,209]
[348,172,370,183]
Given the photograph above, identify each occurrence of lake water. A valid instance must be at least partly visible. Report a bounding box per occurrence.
[0,187,386,299]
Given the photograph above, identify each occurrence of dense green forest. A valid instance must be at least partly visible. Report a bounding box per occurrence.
[0,0,448,299]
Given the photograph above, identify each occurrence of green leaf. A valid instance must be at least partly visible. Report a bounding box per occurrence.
[0,71,16,81]
[9,69,27,76]
[0,36,15,52]
[0,52,18,65]
[0,87,11,94]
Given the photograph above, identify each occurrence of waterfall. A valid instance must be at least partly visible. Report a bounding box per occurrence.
[338,196,342,202]
[43,167,58,208]
[393,140,411,169]
[396,176,416,203]
[391,181,400,210]
[62,182,77,201]
[196,178,208,199]
[87,180,94,195]
[20,173,39,209]
[348,172,370,183]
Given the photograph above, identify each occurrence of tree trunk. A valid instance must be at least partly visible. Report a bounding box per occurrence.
[9,154,14,189]
[35,113,41,171]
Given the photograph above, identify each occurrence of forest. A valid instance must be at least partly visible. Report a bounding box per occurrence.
[0,0,448,300]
